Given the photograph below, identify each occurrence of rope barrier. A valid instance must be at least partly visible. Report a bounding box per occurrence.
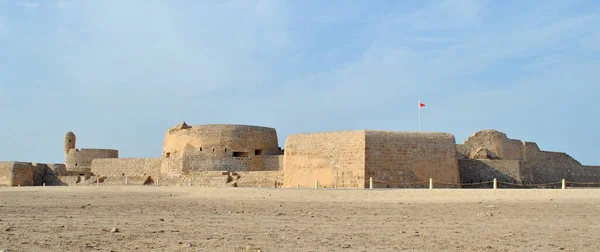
[366,178,600,188]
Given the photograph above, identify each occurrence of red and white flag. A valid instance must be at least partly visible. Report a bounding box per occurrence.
[418,100,424,132]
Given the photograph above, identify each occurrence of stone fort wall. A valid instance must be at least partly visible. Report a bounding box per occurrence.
[163,123,280,159]
[283,131,366,188]
[365,131,460,188]
[91,158,162,177]
[457,130,600,185]
[181,150,282,173]
[0,162,66,186]
[66,149,118,172]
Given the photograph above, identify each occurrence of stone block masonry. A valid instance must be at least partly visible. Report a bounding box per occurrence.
[283,131,366,188]
[91,158,161,177]
[365,131,460,188]
[457,129,600,186]
[0,162,65,186]
[182,152,283,173]
[458,160,530,185]
[7,124,600,188]
[66,149,118,172]
[163,123,280,159]
[0,162,17,186]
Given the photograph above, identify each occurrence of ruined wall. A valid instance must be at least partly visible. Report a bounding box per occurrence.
[457,129,600,184]
[0,162,34,186]
[13,163,34,186]
[523,152,583,184]
[459,130,524,160]
[365,131,460,188]
[283,131,366,188]
[181,149,282,173]
[576,166,600,183]
[66,149,118,172]
[163,123,280,159]
[458,159,531,184]
[91,158,161,177]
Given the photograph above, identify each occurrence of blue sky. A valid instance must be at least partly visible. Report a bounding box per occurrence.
[1,0,599,164]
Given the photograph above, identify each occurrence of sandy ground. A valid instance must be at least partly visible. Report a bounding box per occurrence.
[0,187,600,252]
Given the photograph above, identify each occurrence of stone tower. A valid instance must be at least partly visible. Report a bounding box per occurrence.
[64,131,76,158]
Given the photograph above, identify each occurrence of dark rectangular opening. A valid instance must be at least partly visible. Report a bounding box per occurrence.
[232,151,249,157]
[255,149,263,155]
[165,152,171,158]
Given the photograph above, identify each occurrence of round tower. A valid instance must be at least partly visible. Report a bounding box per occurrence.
[64,131,76,157]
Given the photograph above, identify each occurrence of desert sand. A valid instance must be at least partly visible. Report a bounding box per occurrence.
[1,186,599,251]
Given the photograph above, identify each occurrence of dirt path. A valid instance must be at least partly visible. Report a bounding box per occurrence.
[1,187,599,251]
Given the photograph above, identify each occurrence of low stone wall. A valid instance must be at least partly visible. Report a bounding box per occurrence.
[91,158,161,177]
[234,171,283,188]
[66,148,118,172]
[57,176,81,186]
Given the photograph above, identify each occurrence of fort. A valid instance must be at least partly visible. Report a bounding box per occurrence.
[1,122,599,188]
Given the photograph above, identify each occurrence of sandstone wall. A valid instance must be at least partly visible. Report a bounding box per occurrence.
[66,149,118,172]
[523,151,585,184]
[457,129,600,185]
[0,162,34,186]
[575,166,600,183]
[283,131,366,188]
[460,130,524,160]
[365,131,460,188]
[0,162,14,186]
[91,158,161,177]
[163,123,280,159]
[458,159,531,184]
[160,157,182,177]
[181,149,282,173]
[234,171,283,188]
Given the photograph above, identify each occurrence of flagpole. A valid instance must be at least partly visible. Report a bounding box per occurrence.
[418,100,421,132]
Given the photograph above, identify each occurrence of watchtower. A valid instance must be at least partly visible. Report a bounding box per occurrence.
[64,131,76,158]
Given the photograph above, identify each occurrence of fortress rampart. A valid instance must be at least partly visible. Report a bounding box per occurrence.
[283,131,366,188]
[3,123,600,188]
[0,162,67,186]
[365,131,460,188]
[65,149,118,172]
[91,158,162,178]
[163,123,280,159]
[457,129,600,185]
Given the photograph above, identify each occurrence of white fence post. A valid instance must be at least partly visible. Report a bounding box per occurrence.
[562,179,566,189]
[96,177,99,186]
[43,183,45,187]
[369,177,373,189]
[296,184,299,189]
[429,178,433,189]
[157,177,160,186]
[493,178,497,189]
[315,180,318,189]
[125,176,128,185]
